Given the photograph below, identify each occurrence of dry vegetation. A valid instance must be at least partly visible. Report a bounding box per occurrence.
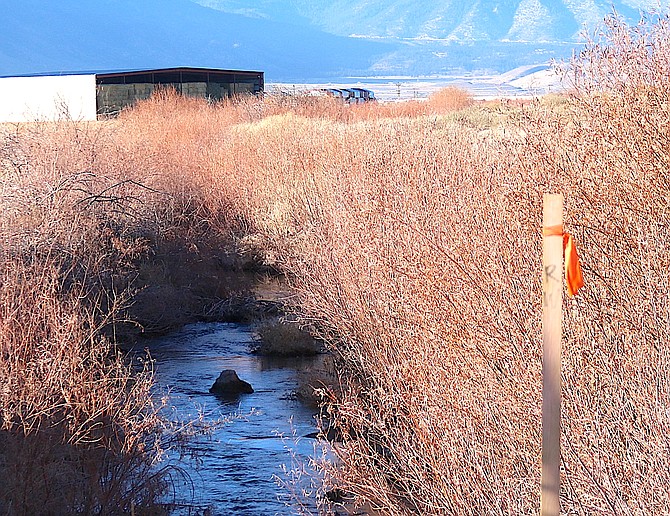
[1,9,669,515]
[0,121,171,513]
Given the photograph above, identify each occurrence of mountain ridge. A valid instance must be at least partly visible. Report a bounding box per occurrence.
[195,0,663,42]
[1,0,668,81]
[0,0,392,81]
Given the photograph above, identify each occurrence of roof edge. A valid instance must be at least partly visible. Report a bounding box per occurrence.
[1,66,264,80]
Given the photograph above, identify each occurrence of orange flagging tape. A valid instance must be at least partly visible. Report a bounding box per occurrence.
[542,224,585,297]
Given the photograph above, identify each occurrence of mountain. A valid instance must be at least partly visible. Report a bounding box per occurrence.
[195,0,665,42]
[194,0,669,74]
[0,0,393,81]
[1,0,667,81]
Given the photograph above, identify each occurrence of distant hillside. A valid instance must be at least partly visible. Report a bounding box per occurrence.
[196,0,670,75]
[1,0,668,81]
[0,0,392,81]
[197,0,666,42]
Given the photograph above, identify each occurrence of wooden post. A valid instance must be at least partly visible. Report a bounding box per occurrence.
[542,194,563,516]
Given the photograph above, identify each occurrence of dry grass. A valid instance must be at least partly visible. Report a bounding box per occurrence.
[2,9,669,514]
[252,318,322,357]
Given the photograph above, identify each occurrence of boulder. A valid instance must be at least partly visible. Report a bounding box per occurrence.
[209,369,254,396]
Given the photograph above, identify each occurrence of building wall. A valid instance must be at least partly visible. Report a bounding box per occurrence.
[96,76,260,115]
[96,83,157,115]
[0,74,97,122]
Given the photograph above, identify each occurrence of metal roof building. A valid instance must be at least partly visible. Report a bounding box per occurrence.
[0,67,264,122]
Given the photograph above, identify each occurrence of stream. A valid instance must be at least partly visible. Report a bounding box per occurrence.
[134,322,325,515]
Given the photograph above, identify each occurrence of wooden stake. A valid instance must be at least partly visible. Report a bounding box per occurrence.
[542,194,563,516]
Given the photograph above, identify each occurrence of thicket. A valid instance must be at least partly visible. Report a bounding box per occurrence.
[0,119,230,513]
[323,13,670,514]
[1,9,668,515]
[198,12,667,514]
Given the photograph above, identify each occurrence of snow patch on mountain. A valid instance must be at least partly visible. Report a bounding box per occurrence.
[562,0,610,34]
[448,6,486,41]
[506,0,557,42]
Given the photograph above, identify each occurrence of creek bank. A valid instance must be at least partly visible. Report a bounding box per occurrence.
[112,233,287,341]
[251,317,324,357]
[111,233,357,512]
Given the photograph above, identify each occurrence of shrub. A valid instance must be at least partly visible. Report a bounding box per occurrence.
[0,253,168,514]
[428,86,474,112]
[252,318,322,357]
[0,119,174,514]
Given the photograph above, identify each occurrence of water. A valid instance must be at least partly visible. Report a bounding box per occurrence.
[135,322,323,516]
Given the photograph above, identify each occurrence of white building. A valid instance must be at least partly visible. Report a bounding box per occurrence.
[0,73,97,122]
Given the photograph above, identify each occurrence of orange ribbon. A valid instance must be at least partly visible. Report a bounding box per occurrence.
[542,225,584,297]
